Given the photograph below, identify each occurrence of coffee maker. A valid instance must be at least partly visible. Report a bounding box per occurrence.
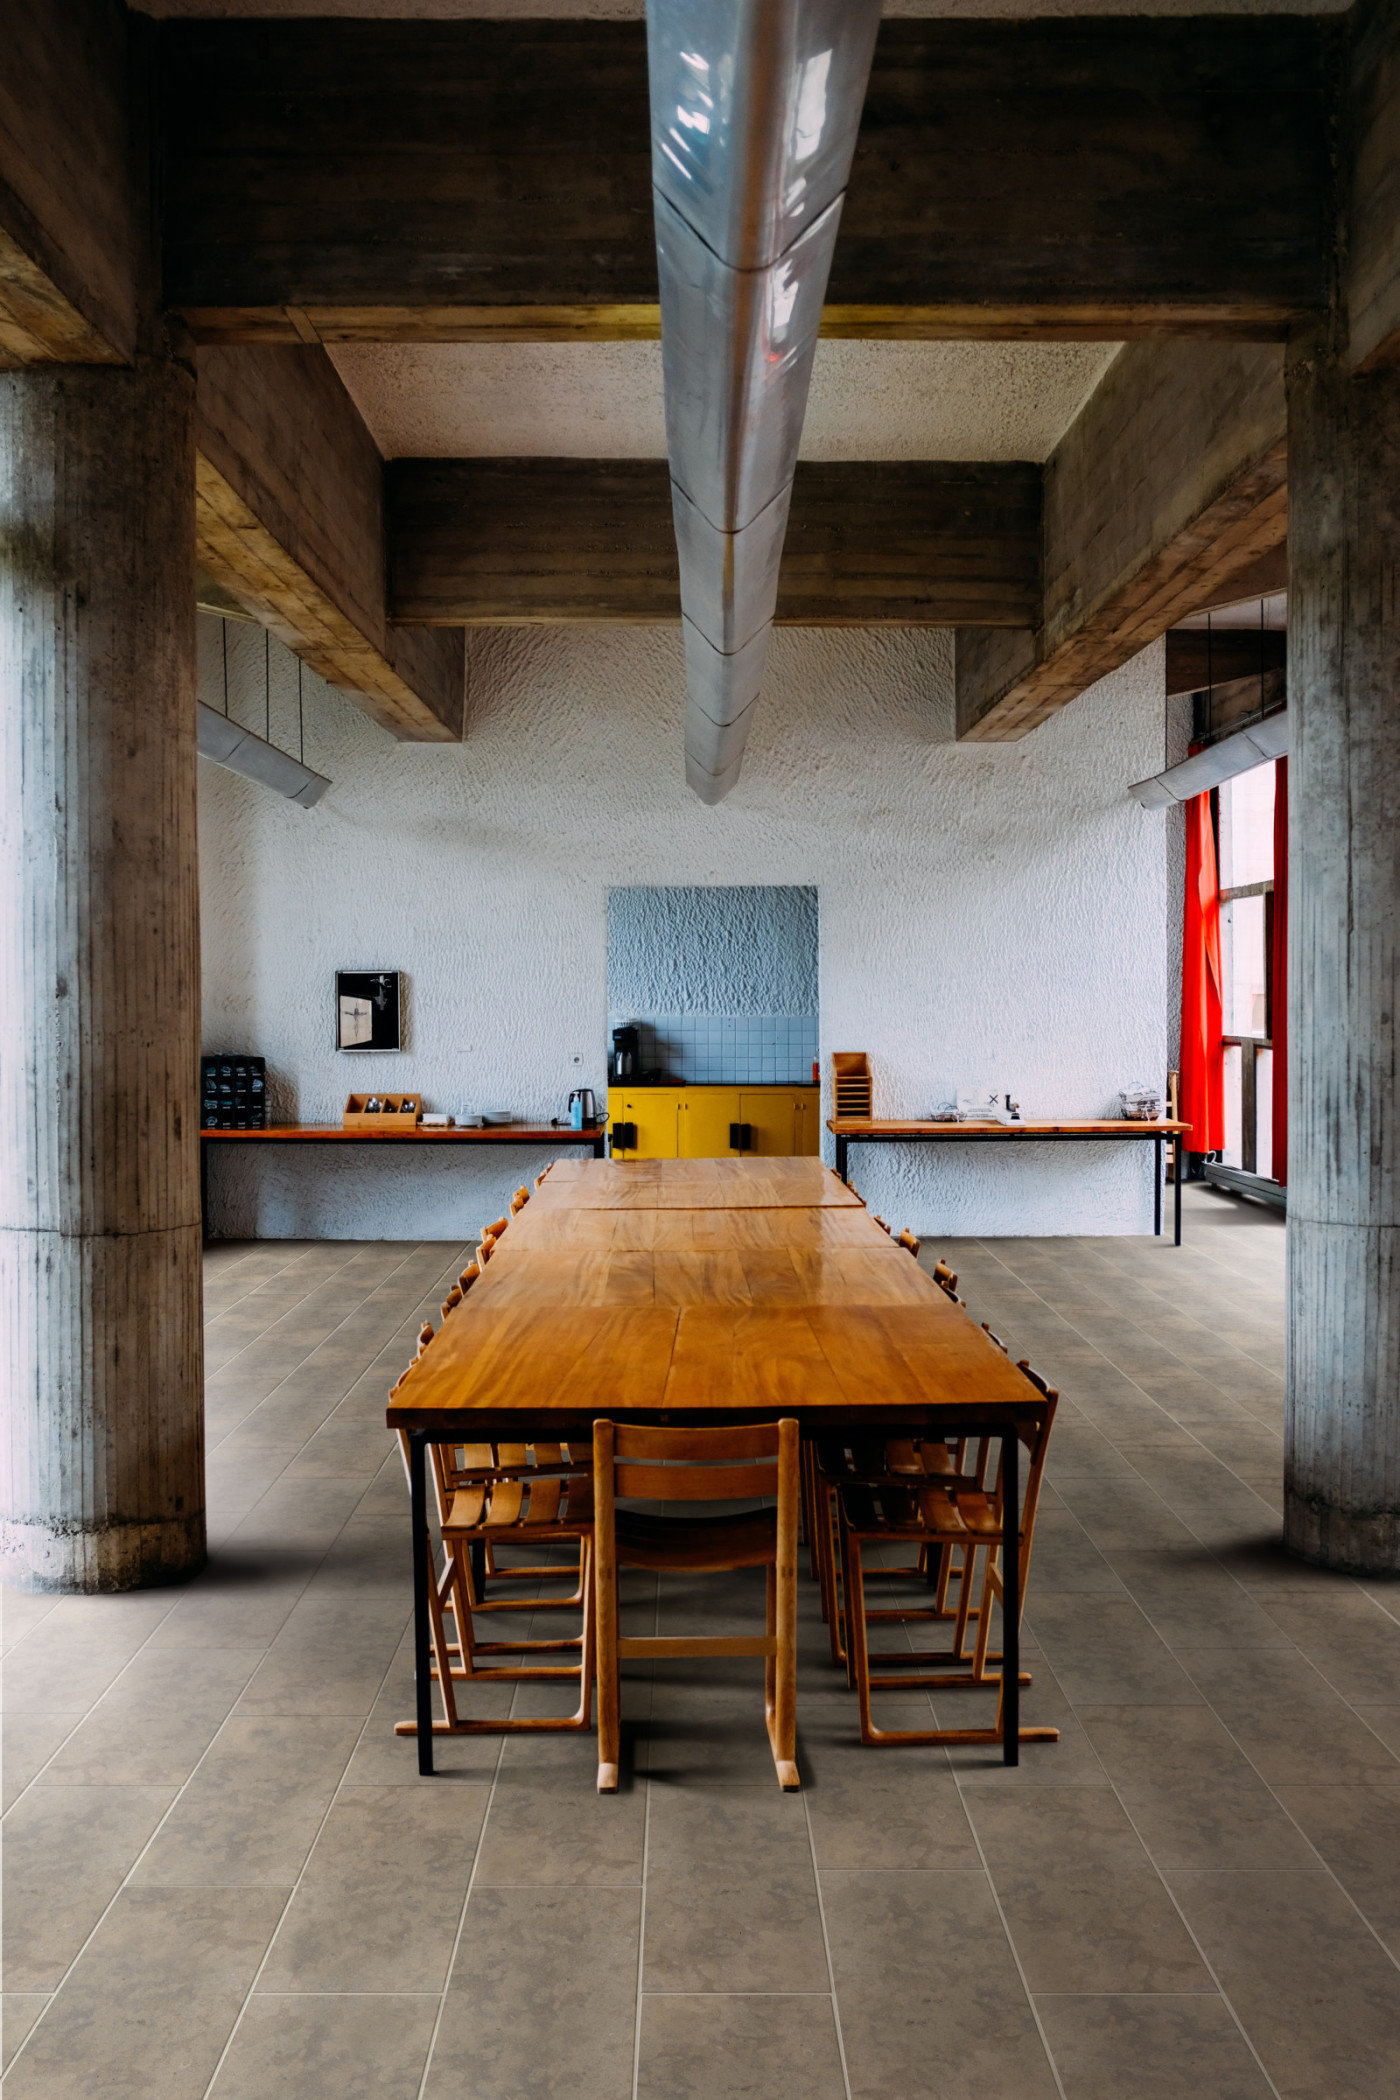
[611,1026,639,1083]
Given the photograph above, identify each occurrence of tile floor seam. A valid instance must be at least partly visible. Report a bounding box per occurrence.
[1102,1769,1291,2099]
[946,1726,1071,2100]
[204,1245,470,1454]
[204,1242,469,1395]
[630,1567,660,2100]
[200,1243,369,1322]
[411,1710,506,2100]
[1,1584,347,2080]
[192,1604,423,2100]
[1,1299,433,2080]
[956,1256,1339,1613]
[203,1248,427,1359]
[800,1783,854,2100]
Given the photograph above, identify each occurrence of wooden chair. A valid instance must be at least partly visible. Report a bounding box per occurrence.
[808,1433,975,1668]
[477,1233,498,1266]
[534,1165,553,1189]
[872,1214,892,1235]
[593,1418,800,1794]
[511,1185,529,1214]
[836,1365,1060,1750]
[394,1434,596,1738]
[484,1215,509,1241]
[897,1227,921,1258]
[932,1259,963,1307]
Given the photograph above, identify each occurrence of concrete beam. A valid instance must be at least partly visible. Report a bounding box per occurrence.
[956,342,1287,740]
[196,346,463,742]
[388,459,1042,629]
[162,17,1332,344]
[1350,0,1400,372]
[0,0,146,366]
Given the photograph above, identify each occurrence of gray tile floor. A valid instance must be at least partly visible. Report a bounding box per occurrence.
[6,1188,1400,2097]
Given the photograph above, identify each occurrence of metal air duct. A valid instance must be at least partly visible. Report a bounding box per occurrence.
[1128,709,1288,809]
[647,0,884,801]
[197,701,331,808]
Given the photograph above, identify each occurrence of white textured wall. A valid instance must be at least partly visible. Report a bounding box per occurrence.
[198,615,1168,1240]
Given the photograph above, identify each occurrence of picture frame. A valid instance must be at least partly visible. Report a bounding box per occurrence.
[335,970,402,1053]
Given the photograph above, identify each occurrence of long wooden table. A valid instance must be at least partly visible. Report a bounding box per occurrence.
[387,1155,1037,1771]
[829,1117,1191,1245]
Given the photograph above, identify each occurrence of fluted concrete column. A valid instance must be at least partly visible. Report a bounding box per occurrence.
[1284,328,1400,1572]
[0,359,204,1591]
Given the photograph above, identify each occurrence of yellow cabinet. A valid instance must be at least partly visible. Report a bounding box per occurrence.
[739,1090,795,1157]
[607,1089,680,1159]
[609,1085,819,1160]
[793,1092,820,1157]
[678,1089,741,1158]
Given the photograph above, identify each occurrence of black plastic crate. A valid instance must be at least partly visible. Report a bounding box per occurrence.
[201,1054,267,1130]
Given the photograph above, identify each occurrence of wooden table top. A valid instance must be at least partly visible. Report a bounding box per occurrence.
[502,1203,893,1252]
[388,1297,1029,1432]
[389,1155,1029,1434]
[530,1157,863,1209]
[470,1245,940,1310]
[827,1117,1190,1139]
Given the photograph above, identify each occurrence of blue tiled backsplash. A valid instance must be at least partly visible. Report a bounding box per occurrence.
[613,1015,819,1087]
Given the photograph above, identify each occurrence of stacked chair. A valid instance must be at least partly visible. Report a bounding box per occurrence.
[394,1207,597,1739]
[805,1226,1060,1754]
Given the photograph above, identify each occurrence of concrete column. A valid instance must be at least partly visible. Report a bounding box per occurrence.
[1284,328,1400,1572]
[0,358,205,1591]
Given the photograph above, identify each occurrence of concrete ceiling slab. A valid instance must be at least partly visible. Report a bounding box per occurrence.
[135,2,1349,17]
[329,339,1121,464]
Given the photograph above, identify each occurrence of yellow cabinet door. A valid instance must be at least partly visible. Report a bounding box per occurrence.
[793,1091,821,1156]
[677,1089,742,1158]
[608,1090,680,1159]
[739,1091,797,1157]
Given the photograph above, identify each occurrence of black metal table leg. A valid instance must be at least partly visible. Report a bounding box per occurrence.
[593,1131,606,1159]
[409,1429,435,1774]
[1174,1136,1183,1245]
[835,1133,849,1182]
[1154,1136,1162,1236]
[1002,1426,1020,1766]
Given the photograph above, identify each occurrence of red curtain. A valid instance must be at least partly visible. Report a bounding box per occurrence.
[1180,792,1224,1154]
[1272,757,1288,1184]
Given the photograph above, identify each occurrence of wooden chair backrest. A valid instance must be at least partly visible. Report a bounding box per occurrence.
[981,1322,1007,1354]
[511,1187,529,1213]
[458,1262,480,1292]
[932,1258,958,1295]
[897,1228,920,1258]
[484,1216,509,1241]
[476,1235,496,1265]
[872,1214,891,1234]
[594,1417,796,1505]
[535,1165,553,1188]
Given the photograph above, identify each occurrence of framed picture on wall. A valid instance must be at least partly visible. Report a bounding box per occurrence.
[336,970,402,1053]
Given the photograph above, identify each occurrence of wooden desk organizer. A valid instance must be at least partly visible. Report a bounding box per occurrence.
[831,1052,872,1121]
[343,1093,423,1130]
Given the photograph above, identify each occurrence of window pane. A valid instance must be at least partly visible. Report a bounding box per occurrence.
[1256,1047,1273,1180]
[1223,1043,1243,1167]
[1221,894,1268,1036]
[1219,763,1275,889]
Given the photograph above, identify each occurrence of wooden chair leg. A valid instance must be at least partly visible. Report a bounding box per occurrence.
[595,1515,620,1793]
[773,1463,799,1789]
[844,1526,879,1746]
